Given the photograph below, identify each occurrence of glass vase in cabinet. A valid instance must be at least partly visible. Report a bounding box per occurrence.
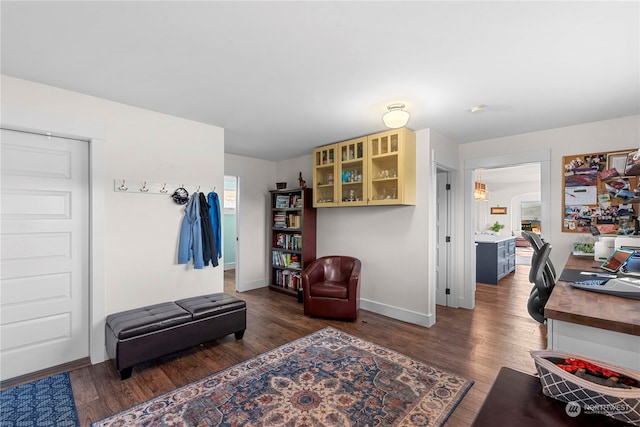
[367,128,416,205]
[338,137,368,206]
[312,145,337,207]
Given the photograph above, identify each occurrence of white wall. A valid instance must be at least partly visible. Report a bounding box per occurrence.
[224,154,277,291]
[1,76,226,318]
[460,115,640,272]
[477,179,540,234]
[276,155,313,190]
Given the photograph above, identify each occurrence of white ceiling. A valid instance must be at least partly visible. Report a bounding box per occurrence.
[1,1,638,161]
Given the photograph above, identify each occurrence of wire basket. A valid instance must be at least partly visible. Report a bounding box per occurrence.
[531,350,640,425]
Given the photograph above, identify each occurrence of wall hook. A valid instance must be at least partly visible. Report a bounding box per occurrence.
[196,185,200,192]
[160,183,168,193]
[140,181,149,192]
[118,180,128,191]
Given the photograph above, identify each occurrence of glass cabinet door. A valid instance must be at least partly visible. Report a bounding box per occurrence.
[338,137,367,206]
[312,145,337,207]
[368,131,400,205]
[312,128,415,208]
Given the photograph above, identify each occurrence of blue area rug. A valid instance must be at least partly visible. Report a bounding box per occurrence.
[0,372,80,427]
[93,327,473,426]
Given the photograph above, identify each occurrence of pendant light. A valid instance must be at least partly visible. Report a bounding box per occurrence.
[382,103,410,129]
[474,170,487,201]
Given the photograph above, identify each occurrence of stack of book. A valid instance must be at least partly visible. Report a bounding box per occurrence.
[273,213,287,228]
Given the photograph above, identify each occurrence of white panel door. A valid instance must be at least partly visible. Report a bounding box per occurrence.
[1,128,89,381]
[436,170,450,306]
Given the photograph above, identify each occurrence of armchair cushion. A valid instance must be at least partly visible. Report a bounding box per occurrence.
[310,281,348,299]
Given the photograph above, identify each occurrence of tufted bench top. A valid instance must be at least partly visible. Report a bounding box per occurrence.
[106,302,192,340]
[175,293,246,320]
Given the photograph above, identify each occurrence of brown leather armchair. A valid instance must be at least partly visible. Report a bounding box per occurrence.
[302,255,361,321]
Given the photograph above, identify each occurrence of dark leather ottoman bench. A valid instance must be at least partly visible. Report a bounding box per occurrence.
[106,293,246,379]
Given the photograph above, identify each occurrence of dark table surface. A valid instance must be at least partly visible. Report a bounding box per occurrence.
[471,367,632,426]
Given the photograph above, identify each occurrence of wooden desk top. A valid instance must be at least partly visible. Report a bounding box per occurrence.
[545,253,640,336]
[472,367,627,426]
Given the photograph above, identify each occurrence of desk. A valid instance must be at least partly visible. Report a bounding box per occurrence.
[472,367,626,426]
[545,253,640,370]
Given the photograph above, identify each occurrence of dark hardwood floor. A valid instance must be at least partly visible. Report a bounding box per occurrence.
[70,264,544,426]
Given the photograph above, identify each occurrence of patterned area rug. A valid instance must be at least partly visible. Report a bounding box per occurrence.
[0,372,80,427]
[93,327,473,426]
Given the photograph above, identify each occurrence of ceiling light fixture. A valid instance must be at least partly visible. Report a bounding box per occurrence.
[474,170,487,201]
[382,103,410,129]
[470,105,487,114]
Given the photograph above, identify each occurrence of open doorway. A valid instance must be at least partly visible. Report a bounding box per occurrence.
[474,163,541,237]
[223,176,238,293]
[470,162,544,321]
[462,149,551,309]
[474,164,541,273]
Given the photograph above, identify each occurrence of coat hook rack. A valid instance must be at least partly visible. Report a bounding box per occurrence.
[113,179,220,196]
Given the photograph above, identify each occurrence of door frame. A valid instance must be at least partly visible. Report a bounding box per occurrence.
[462,149,551,309]
[223,174,240,291]
[2,106,107,364]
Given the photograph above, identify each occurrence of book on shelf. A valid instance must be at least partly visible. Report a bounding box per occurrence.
[275,195,291,208]
[272,250,301,269]
[275,233,302,250]
[289,253,300,269]
[273,213,301,229]
[287,214,301,229]
[275,269,302,290]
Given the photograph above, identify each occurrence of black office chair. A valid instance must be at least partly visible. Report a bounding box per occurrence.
[522,231,557,283]
[527,242,555,323]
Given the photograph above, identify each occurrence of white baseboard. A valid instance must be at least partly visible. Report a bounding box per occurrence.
[224,263,236,271]
[237,279,267,292]
[360,298,434,327]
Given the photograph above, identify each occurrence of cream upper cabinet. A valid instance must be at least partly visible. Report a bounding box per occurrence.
[367,128,416,206]
[313,128,416,207]
[312,144,338,207]
[337,137,368,206]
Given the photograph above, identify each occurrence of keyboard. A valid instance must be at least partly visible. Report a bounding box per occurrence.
[573,279,608,287]
[571,277,640,300]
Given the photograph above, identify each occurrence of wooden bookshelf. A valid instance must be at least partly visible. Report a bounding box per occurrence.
[268,187,316,297]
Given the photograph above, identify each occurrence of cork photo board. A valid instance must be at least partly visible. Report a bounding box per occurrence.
[562,149,640,234]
